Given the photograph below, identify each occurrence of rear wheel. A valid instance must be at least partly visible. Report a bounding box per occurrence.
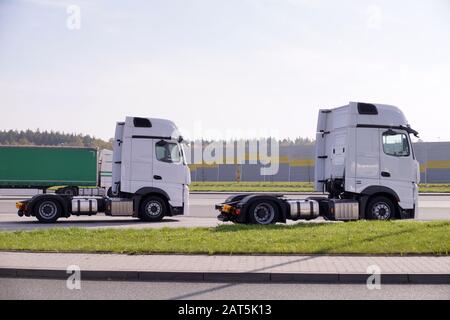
[248,201,279,225]
[34,198,62,223]
[366,196,396,220]
[139,196,167,222]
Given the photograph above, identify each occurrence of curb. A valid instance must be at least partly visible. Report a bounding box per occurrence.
[190,192,323,195]
[1,268,448,284]
[190,191,450,196]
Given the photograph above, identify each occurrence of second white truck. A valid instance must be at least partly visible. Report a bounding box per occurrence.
[216,102,420,224]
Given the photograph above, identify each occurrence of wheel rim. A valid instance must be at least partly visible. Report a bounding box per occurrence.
[253,203,275,225]
[372,202,391,220]
[39,201,58,219]
[145,201,162,217]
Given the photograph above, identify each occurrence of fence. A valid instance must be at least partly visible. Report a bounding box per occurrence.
[187,142,450,183]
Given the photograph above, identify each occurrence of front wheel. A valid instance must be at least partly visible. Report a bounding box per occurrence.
[366,196,396,220]
[248,201,279,225]
[34,199,62,223]
[139,196,167,222]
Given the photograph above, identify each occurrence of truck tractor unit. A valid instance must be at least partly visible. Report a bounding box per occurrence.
[15,117,191,223]
[216,102,420,224]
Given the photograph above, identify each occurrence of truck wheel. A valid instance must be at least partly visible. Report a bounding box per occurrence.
[139,196,167,222]
[248,201,279,225]
[366,196,395,220]
[34,199,62,223]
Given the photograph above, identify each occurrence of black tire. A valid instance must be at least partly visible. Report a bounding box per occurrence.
[139,196,167,222]
[248,201,279,225]
[366,196,396,220]
[34,198,62,223]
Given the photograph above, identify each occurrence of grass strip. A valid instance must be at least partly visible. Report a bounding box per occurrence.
[0,221,448,255]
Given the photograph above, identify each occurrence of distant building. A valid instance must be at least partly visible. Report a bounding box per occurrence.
[186,142,450,183]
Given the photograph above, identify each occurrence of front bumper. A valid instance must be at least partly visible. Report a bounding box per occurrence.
[171,206,185,216]
[399,207,416,219]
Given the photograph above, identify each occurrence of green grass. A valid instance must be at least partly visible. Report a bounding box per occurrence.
[190,182,450,193]
[419,184,450,193]
[0,221,448,255]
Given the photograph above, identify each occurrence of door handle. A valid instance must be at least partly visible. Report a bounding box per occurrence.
[153,175,162,180]
[381,171,391,177]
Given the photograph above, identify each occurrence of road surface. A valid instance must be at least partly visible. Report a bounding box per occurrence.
[1,278,448,300]
[0,193,448,230]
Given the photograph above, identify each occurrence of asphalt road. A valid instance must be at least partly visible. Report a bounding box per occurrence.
[1,278,449,300]
[0,193,448,231]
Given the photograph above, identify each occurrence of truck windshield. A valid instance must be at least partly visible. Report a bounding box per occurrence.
[155,140,182,163]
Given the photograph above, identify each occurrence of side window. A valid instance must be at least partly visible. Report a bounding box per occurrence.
[382,131,410,157]
[155,140,181,163]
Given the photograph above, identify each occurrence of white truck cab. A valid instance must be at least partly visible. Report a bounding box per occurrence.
[217,102,420,224]
[315,102,420,219]
[112,117,191,219]
[17,116,190,223]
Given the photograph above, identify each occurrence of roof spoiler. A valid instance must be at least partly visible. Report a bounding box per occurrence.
[357,124,419,137]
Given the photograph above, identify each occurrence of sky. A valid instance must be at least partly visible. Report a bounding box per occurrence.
[0,0,450,141]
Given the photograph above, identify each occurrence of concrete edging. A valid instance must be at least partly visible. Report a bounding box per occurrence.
[190,192,450,196]
[1,268,448,284]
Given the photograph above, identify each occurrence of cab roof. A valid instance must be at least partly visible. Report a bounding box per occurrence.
[122,117,183,141]
[317,102,418,136]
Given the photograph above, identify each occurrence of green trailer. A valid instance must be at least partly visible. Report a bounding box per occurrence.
[0,146,98,189]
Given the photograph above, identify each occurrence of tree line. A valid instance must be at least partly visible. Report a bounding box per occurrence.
[0,129,113,150]
[0,129,314,149]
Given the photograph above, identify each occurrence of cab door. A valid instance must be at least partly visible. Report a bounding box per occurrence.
[353,127,381,193]
[152,139,189,207]
[379,129,417,210]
